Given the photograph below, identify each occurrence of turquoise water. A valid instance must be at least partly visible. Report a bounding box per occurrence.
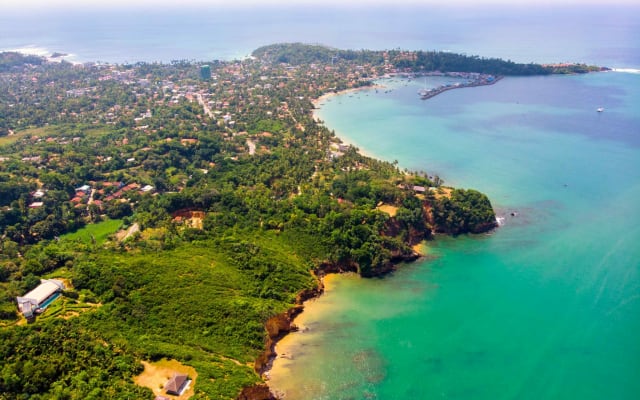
[270,72,640,399]
[2,3,639,398]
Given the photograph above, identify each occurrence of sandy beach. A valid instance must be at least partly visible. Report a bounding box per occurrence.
[311,84,386,110]
[412,241,427,257]
[266,273,353,397]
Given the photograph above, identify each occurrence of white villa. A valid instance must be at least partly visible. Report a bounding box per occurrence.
[16,279,65,318]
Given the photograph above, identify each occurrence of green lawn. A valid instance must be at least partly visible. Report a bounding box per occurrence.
[0,126,57,147]
[0,124,112,147]
[60,218,123,245]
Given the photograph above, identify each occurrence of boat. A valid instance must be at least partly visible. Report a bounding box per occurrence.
[418,76,429,98]
[597,107,604,112]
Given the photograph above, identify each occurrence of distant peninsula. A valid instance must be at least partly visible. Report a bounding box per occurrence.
[251,43,606,104]
[0,44,602,400]
[252,43,607,75]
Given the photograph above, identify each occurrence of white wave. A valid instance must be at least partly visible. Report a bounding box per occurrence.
[495,216,505,227]
[611,68,640,74]
[2,45,82,64]
[3,45,52,57]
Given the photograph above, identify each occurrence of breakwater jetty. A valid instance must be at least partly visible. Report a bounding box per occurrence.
[417,72,503,100]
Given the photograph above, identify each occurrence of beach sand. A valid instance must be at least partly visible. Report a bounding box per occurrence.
[412,241,428,257]
[311,84,385,110]
[312,84,392,160]
[266,273,353,397]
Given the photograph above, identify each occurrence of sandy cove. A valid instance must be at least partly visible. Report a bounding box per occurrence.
[263,273,349,399]
[261,243,426,399]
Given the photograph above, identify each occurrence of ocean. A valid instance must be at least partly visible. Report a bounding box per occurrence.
[1,4,639,67]
[2,3,639,399]
[270,70,640,400]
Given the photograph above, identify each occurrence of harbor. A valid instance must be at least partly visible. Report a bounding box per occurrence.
[417,72,502,100]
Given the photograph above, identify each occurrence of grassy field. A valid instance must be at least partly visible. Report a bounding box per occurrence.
[60,218,123,245]
[0,124,112,147]
[0,126,57,147]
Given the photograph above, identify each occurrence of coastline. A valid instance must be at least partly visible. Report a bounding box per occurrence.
[311,84,386,111]
[265,274,344,386]
[263,272,385,399]
[311,74,507,161]
[262,245,427,398]
[312,86,386,160]
[250,72,497,399]
[255,77,450,399]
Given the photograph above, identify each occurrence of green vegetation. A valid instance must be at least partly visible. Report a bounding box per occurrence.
[432,189,498,235]
[0,52,45,72]
[0,320,149,399]
[253,43,385,66]
[0,126,57,147]
[253,43,604,76]
[0,44,505,399]
[60,218,122,245]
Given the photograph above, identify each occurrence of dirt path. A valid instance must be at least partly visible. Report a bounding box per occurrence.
[116,222,139,241]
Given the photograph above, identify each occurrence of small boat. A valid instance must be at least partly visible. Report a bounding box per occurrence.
[597,107,604,112]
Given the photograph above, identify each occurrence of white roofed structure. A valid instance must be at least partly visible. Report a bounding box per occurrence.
[17,279,65,318]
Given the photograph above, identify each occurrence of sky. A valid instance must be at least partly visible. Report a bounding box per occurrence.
[4,0,638,9]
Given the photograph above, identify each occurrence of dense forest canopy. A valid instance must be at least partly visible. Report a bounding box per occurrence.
[1,42,592,399]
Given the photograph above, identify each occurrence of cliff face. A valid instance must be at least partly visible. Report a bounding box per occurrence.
[253,306,306,376]
[237,384,277,400]
[382,216,433,245]
[252,282,324,378]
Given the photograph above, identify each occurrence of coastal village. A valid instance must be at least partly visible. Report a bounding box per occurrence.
[0,44,593,399]
[0,45,535,231]
[1,49,448,224]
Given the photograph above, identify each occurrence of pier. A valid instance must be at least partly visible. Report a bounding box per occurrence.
[418,74,503,100]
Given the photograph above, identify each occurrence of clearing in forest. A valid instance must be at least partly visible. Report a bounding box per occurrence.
[134,358,198,399]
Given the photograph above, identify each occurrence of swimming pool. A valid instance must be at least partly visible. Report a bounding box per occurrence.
[38,292,61,310]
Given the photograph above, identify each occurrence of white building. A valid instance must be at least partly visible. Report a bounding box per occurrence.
[17,279,65,318]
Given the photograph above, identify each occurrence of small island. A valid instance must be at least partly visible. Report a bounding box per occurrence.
[0,44,602,399]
